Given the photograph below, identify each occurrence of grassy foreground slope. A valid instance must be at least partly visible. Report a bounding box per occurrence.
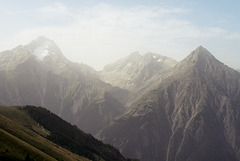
[0,106,130,161]
[0,106,89,161]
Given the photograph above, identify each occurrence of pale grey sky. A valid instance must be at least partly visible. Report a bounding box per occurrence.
[0,0,240,70]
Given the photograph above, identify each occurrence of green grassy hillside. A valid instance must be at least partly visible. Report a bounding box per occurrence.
[0,106,130,161]
[24,105,126,161]
[0,106,89,161]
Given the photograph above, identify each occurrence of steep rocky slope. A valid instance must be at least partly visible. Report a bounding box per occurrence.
[100,52,177,91]
[0,37,125,135]
[99,46,240,161]
[99,52,177,106]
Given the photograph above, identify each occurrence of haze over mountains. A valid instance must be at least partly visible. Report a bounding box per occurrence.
[100,52,177,91]
[99,52,177,106]
[0,37,240,161]
[0,36,127,135]
[99,46,240,161]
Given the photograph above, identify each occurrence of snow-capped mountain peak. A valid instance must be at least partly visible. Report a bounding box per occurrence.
[32,41,51,61]
[26,36,66,62]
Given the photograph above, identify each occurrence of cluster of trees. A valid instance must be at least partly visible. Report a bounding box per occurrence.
[24,105,126,161]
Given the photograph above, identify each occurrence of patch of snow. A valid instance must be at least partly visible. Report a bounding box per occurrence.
[152,55,157,59]
[157,58,163,62]
[33,47,49,61]
[32,41,53,61]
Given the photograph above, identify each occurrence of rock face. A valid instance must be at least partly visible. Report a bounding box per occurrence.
[100,52,177,91]
[99,52,177,106]
[99,46,240,161]
[1,37,240,161]
[0,37,125,135]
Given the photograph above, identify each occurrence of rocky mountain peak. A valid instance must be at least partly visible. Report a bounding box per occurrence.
[129,51,141,58]
[26,36,55,51]
[187,46,215,63]
[191,46,214,60]
[34,36,53,43]
[100,52,177,92]
[0,36,70,74]
[25,36,66,62]
[174,46,222,74]
[194,45,208,53]
[99,46,240,161]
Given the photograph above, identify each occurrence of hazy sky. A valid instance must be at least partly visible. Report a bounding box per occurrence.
[0,0,240,70]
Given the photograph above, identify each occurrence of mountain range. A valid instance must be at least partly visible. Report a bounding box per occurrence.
[0,37,240,161]
[99,52,177,107]
[0,36,127,135]
[98,46,240,161]
[99,51,177,91]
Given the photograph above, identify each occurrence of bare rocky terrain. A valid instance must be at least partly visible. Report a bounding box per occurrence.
[98,46,240,161]
[1,37,240,161]
[0,37,125,135]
